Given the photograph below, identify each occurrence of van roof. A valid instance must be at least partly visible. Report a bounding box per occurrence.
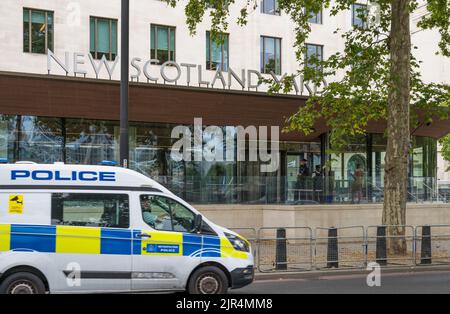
[0,163,173,195]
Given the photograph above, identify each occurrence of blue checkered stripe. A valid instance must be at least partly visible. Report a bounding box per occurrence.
[5,224,222,257]
[182,234,222,257]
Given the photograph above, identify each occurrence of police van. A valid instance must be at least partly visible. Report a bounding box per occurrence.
[0,161,254,294]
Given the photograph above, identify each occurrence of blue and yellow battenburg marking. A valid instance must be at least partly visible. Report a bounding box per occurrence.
[0,224,248,259]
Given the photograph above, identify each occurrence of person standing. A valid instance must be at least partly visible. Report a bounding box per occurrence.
[351,164,365,204]
[296,159,310,201]
[313,165,323,203]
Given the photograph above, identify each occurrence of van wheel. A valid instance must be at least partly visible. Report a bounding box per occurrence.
[0,272,46,294]
[188,266,229,294]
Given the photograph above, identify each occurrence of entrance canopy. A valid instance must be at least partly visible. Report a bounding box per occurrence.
[0,71,449,141]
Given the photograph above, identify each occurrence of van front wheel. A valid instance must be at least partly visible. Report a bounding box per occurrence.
[0,272,46,294]
[188,266,229,294]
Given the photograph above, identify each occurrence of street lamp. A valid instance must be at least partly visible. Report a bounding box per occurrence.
[120,0,129,168]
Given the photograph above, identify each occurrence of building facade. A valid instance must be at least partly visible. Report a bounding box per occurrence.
[0,0,449,205]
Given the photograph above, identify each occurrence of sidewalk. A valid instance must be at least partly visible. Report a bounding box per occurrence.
[254,264,450,281]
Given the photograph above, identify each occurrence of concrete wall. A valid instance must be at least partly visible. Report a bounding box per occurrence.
[195,203,450,231]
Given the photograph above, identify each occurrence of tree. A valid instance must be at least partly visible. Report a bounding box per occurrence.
[169,0,450,250]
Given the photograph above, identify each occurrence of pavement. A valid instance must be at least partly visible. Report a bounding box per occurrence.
[231,265,450,294]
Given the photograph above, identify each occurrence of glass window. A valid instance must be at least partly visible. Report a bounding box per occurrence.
[308,9,323,24]
[206,0,229,10]
[352,3,368,28]
[140,195,196,233]
[51,193,130,228]
[150,24,176,64]
[261,0,280,15]
[206,31,229,71]
[18,116,64,163]
[23,8,54,54]
[260,36,281,75]
[305,43,323,71]
[0,115,17,162]
[65,119,118,165]
[90,16,118,61]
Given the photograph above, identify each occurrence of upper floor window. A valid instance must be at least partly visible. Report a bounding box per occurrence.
[305,43,323,71]
[90,16,118,61]
[23,8,54,54]
[206,31,229,71]
[150,24,176,64]
[206,0,229,10]
[260,36,281,75]
[261,0,280,15]
[352,3,368,28]
[308,9,323,24]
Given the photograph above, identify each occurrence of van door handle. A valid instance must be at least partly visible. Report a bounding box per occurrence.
[137,233,151,239]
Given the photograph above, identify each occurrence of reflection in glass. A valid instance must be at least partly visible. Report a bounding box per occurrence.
[65,119,117,165]
[19,116,63,163]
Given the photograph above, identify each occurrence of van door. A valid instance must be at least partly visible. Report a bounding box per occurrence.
[50,192,132,292]
[131,194,203,291]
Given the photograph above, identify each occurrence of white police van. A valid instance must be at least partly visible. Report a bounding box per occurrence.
[0,161,254,294]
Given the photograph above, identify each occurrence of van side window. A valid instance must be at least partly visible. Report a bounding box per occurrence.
[51,193,130,228]
[140,195,195,233]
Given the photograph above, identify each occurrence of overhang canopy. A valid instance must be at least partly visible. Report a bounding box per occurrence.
[0,71,449,141]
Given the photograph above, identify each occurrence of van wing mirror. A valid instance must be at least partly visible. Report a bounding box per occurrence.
[194,214,203,233]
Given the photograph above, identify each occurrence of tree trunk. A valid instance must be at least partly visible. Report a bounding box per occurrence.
[383,0,411,254]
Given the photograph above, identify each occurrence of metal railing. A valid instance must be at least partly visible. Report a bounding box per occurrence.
[257,227,313,273]
[314,226,366,270]
[230,224,450,272]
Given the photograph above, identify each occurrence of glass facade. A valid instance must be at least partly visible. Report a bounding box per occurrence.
[0,115,438,205]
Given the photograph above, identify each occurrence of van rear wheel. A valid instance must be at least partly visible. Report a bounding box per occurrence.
[188,266,229,294]
[0,272,46,295]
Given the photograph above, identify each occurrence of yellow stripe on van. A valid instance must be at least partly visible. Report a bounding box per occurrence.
[141,231,183,256]
[220,237,248,259]
[56,226,101,254]
[0,224,11,252]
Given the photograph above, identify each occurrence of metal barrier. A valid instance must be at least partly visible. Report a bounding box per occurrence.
[257,227,313,273]
[415,225,450,266]
[314,226,366,270]
[228,224,450,273]
[366,225,416,267]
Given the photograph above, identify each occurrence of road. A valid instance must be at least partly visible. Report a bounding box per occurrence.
[231,269,450,294]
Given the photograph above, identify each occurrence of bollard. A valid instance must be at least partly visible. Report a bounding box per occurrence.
[420,226,432,265]
[327,228,339,268]
[275,228,287,270]
[376,226,387,266]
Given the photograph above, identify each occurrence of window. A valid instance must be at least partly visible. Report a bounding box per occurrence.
[352,3,368,28]
[90,17,118,61]
[305,43,323,71]
[141,195,196,233]
[206,31,229,71]
[308,9,323,24]
[261,0,280,15]
[206,0,229,10]
[51,193,129,228]
[150,24,175,64]
[23,8,54,54]
[260,36,281,75]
